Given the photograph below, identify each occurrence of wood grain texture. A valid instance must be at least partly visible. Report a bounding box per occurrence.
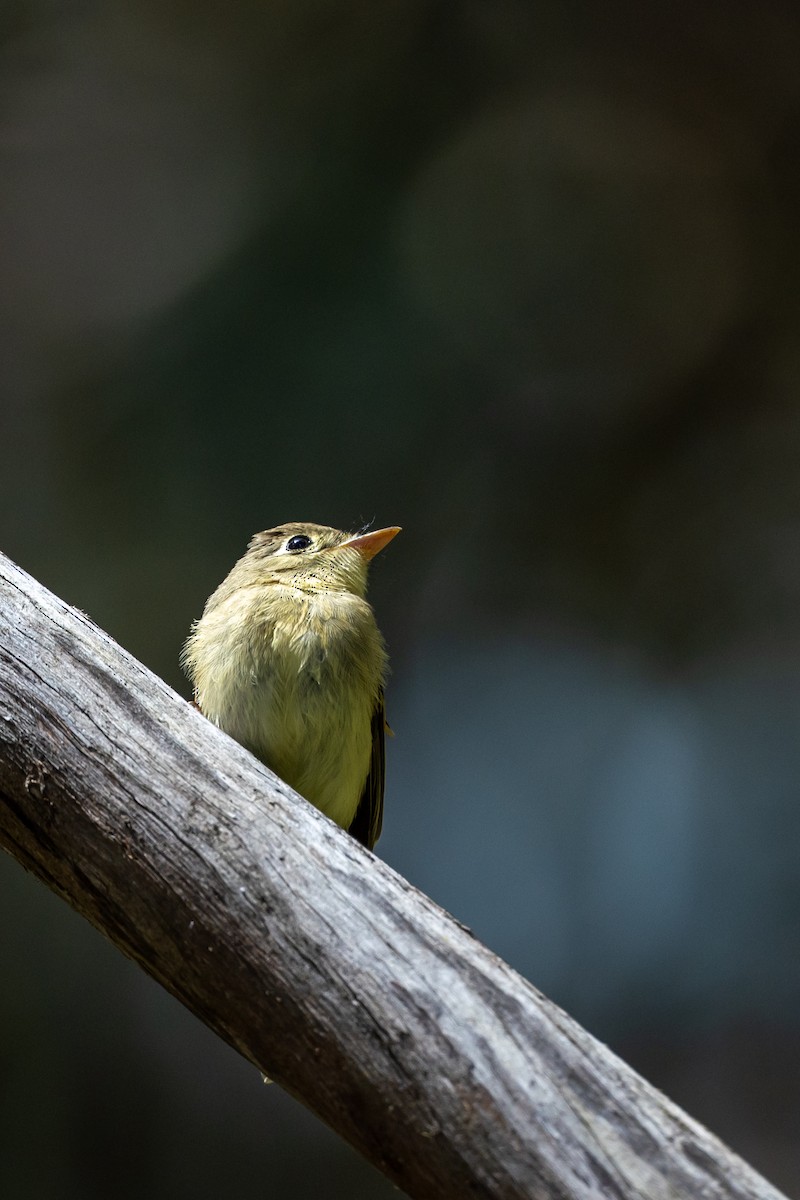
[0,552,788,1200]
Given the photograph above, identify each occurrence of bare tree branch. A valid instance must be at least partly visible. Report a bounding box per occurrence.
[0,552,788,1200]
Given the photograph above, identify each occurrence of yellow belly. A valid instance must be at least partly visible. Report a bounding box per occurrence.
[192,584,386,830]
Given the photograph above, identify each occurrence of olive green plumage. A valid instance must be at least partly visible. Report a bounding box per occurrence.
[182,522,399,849]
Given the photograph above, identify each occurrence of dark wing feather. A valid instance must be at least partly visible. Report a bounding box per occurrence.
[348,690,386,850]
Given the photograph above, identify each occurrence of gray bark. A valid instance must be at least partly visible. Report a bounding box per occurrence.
[0,552,788,1200]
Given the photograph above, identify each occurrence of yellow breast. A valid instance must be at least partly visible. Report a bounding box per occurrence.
[186,582,387,830]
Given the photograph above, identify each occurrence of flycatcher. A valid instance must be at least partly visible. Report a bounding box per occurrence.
[182,522,400,850]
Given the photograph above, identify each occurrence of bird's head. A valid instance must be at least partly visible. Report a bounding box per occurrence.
[244,522,400,597]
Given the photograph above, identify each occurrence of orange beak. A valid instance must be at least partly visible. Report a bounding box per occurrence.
[336,526,401,560]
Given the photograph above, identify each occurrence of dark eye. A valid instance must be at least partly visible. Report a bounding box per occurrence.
[286,534,312,552]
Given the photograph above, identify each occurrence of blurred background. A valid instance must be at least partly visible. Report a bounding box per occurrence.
[1,0,799,1196]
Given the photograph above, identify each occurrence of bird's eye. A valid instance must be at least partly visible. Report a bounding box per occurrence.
[286,534,312,552]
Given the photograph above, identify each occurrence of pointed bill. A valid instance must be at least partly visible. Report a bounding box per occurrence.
[337,526,401,560]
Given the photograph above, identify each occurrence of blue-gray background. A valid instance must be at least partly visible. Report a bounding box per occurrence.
[2,2,799,1196]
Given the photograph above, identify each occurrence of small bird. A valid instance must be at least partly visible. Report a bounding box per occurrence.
[182,522,400,850]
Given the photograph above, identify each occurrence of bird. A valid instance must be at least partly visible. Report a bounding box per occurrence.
[182,522,400,850]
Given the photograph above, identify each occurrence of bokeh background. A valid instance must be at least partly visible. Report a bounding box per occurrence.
[2,1,800,1196]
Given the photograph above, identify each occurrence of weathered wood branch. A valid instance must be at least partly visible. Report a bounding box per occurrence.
[0,551,787,1200]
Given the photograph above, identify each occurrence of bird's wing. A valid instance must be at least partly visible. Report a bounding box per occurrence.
[348,689,386,851]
